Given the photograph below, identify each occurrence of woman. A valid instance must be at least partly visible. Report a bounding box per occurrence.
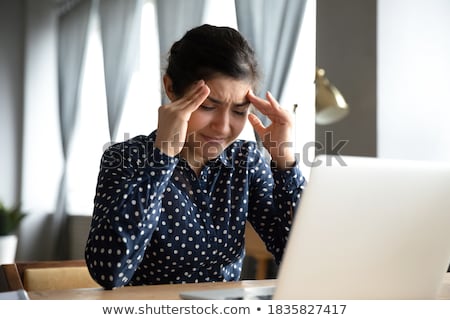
[85,24,306,289]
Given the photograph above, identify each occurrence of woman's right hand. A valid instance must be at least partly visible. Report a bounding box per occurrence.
[154,80,210,157]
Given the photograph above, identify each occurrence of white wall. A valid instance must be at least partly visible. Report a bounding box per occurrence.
[378,0,450,162]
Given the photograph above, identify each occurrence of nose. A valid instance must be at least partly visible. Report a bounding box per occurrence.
[210,109,230,136]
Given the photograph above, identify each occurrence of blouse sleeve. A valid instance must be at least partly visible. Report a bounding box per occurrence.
[247,145,306,264]
[85,136,177,289]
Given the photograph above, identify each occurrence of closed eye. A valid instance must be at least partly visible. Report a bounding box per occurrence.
[233,110,247,116]
[200,105,215,111]
[233,106,249,116]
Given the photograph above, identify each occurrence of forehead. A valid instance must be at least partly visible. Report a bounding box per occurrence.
[205,76,252,104]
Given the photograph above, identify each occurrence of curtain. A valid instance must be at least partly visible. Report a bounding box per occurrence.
[99,0,145,142]
[156,0,206,104]
[54,0,93,259]
[235,0,307,126]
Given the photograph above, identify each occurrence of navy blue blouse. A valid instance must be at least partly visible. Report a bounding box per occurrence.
[85,131,305,289]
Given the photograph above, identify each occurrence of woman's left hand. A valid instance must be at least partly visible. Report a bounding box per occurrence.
[247,90,296,169]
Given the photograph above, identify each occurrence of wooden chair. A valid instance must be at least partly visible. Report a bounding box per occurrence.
[0,259,100,291]
[244,223,274,279]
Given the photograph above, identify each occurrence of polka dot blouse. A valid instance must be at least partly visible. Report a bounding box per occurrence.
[85,131,305,289]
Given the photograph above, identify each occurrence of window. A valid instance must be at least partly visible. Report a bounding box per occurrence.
[67,1,162,214]
[65,8,109,215]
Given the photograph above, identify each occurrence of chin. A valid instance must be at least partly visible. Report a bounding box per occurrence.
[202,142,225,159]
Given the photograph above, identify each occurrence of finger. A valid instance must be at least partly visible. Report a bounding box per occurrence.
[176,82,210,112]
[254,91,291,124]
[266,91,281,110]
[247,90,272,114]
[187,80,208,100]
[184,83,210,112]
[248,91,283,119]
[248,113,266,138]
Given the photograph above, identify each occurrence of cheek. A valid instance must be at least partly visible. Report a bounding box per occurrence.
[186,110,209,132]
[230,115,248,134]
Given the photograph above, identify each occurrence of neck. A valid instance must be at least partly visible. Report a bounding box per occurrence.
[180,148,206,176]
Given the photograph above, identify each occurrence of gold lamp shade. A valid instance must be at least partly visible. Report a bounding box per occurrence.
[315,68,349,125]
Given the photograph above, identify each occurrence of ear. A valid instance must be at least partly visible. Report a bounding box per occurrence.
[163,74,177,102]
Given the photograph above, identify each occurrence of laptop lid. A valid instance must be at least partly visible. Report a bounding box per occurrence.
[273,155,450,299]
[180,155,450,299]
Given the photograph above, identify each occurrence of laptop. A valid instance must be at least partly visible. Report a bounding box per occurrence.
[180,155,450,299]
[0,289,30,300]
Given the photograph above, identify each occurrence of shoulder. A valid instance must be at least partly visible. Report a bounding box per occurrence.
[101,131,156,169]
[107,132,155,152]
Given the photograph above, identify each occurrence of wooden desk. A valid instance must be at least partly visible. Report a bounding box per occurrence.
[28,274,450,300]
[28,279,276,300]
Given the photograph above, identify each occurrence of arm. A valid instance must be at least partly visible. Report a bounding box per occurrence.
[246,90,305,263]
[86,81,209,289]
[85,135,177,289]
[247,146,305,264]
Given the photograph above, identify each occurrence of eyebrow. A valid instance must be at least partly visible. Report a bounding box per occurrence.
[206,96,250,108]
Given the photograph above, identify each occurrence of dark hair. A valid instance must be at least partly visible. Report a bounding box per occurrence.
[165,24,260,97]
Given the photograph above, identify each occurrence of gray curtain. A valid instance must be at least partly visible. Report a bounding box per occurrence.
[99,0,144,142]
[54,0,93,259]
[235,0,307,126]
[156,0,206,104]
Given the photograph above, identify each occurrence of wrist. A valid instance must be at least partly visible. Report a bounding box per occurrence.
[270,155,296,169]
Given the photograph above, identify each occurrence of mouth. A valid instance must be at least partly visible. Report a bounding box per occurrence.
[199,134,227,144]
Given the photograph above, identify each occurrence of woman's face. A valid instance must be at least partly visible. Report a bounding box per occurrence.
[183,76,252,165]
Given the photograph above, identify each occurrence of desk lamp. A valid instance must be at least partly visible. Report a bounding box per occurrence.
[315,68,349,125]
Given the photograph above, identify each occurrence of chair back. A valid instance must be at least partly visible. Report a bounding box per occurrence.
[0,260,100,291]
[244,223,274,279]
